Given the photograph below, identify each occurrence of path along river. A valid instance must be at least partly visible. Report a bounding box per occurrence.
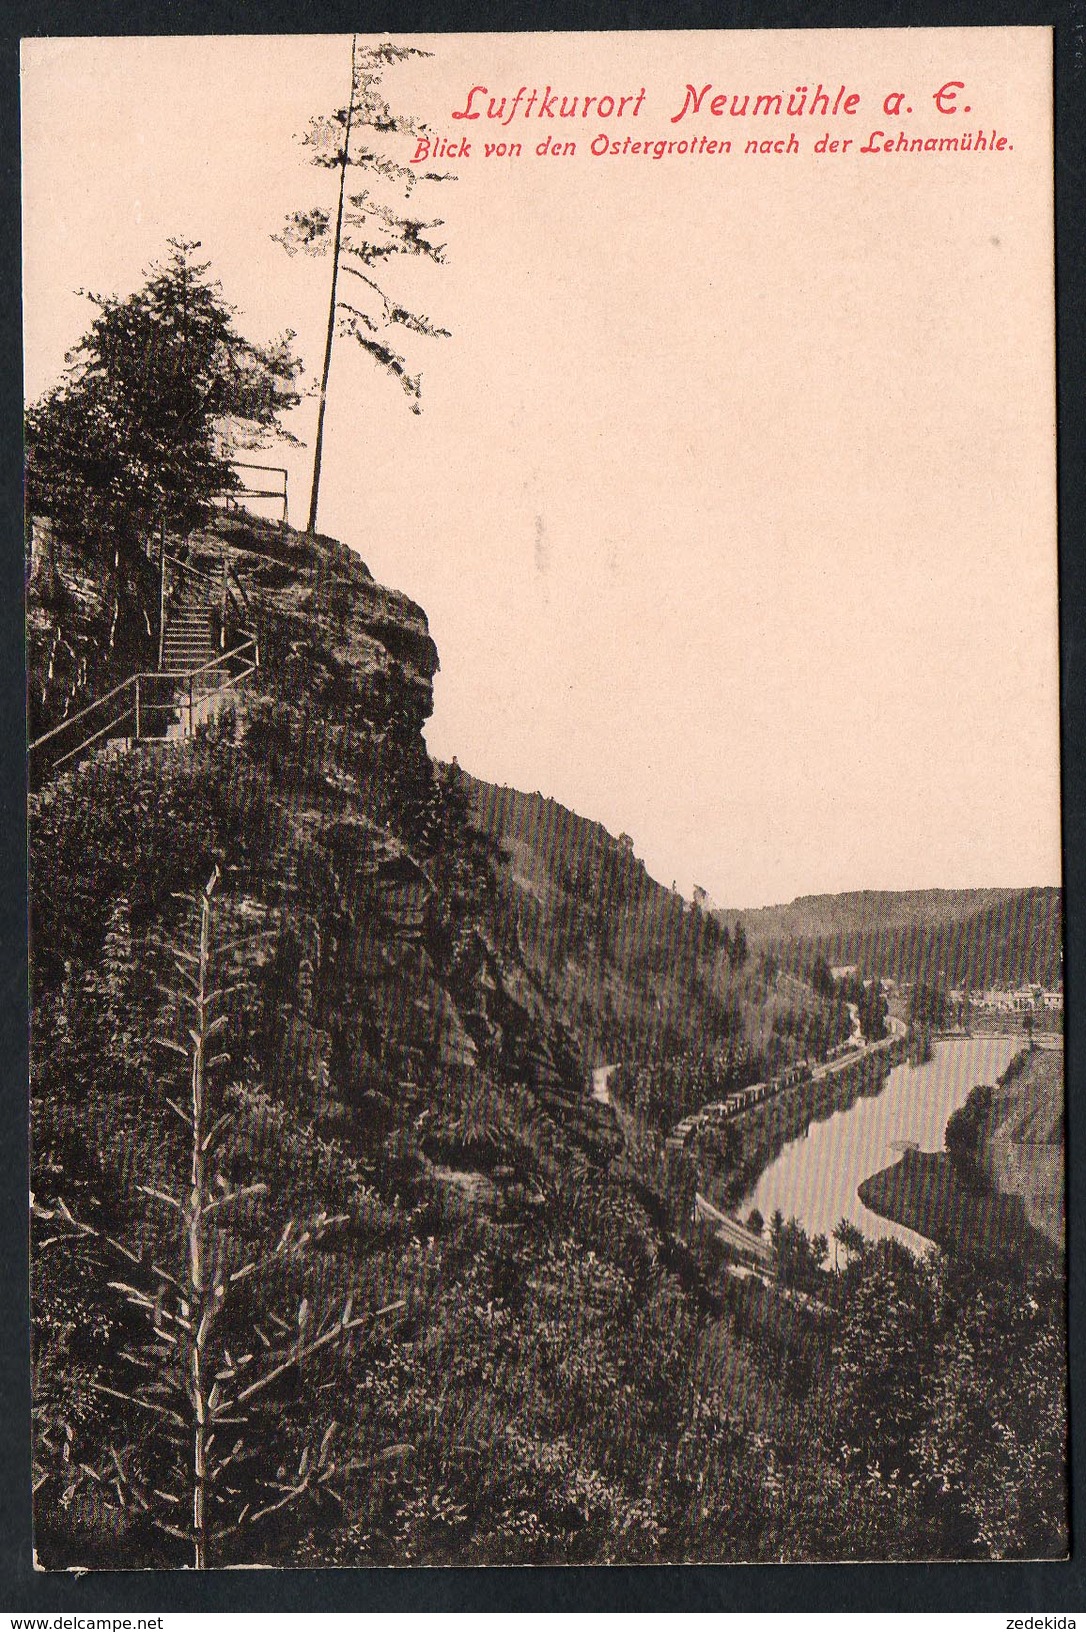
[739,1036,1022,1257]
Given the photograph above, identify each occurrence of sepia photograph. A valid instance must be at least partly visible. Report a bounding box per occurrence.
[21,27,1067,1571]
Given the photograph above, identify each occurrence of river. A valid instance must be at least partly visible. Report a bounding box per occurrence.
[739,1036,1022,1257]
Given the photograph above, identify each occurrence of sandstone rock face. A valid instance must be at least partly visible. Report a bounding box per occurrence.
[27,516,159,738]
[30,510,618,1237]
[28,510,441,745]
[191,515,439,725]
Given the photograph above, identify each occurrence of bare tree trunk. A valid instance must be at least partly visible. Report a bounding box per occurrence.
[307,34,359,536]
[187,872,215,1568]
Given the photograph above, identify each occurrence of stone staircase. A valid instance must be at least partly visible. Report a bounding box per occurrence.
[29,545,259,787]
[162,568,225,677]
[159,556,234,736]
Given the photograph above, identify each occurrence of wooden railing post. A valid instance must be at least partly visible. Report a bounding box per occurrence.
[134,675,141,741]
[188,674,194,737]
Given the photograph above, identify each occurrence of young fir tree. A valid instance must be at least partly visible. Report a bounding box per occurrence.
[275,37,453,533]
[32,868,402,1568]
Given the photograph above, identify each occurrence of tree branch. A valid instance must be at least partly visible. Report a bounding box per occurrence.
[89,1381,187,1429]
[223,1298,404,1412]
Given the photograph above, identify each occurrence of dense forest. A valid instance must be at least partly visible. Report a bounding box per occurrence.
[29,510,1067,1568]
[733,887,1062,991]
[464,778,850,1071]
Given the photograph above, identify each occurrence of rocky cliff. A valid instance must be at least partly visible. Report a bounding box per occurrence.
[32,512,620,1167]
[27,516,160,738]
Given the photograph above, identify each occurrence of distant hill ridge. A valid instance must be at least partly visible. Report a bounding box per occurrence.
[463,779,1061,995]
[740,886,1061,990]
[735,886,1024,930]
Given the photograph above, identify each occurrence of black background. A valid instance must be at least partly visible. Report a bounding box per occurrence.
[2,0,1083,1611]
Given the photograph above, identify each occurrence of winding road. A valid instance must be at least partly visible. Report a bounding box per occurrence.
[807,1011,906,1083]
[693,1191,774,1265]
[589,1014,909,1264]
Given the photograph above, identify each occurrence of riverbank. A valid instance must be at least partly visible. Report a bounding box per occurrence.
[859,1044,1063,1263]
[703,1040,906,1208]
[982,1045,1065,1247]
[858,1148,1050,1262]
[731,1036,1021,1257]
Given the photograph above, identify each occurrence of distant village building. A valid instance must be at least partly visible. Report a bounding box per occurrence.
[966,983,1063,1016]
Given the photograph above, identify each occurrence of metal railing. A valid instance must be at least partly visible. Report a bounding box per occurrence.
[29,634,259,788]
[161,635,260,736]
[216,462,289,527]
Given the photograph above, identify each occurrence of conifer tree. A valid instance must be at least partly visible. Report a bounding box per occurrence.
[32,868,402,1568]
[275,37,453,533]
[26,241,302,561]
[96,893,137,1068]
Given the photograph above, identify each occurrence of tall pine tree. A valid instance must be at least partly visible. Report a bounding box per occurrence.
[275,37,453,533]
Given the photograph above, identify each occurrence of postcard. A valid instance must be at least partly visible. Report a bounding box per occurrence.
[23,27,1064,1568]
